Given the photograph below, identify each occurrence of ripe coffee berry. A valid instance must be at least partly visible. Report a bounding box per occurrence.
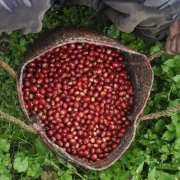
[22,43,134,162]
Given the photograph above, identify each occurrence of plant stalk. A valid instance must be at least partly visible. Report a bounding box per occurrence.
[138,104,180,123]
[0,110,37,134]
[0,59,16,78]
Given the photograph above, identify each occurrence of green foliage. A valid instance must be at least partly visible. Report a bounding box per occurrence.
[13,152,29,173]
[0,5,179,180]
[0,139,12,180]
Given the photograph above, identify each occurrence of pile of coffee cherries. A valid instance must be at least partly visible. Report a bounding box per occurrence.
[22,43,134,162]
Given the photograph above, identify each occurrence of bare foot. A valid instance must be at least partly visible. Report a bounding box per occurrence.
[166,19,180,55]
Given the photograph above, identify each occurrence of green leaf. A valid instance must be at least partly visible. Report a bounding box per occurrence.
[172,151,180,159]
[161,65,168,73]
[148,167,156,180]
[100,172,106,179]
[161,65,174,78]
[0,139,10,153]
[136,162,144,174]
[172,75,180,83]
[121,32,135,42]
[13,153,28,173]
[156,171,175,180]
[0,175,11,180]
[143,105,151,114]
[160,145,169,153]
[162,131,175,141]
[174,138,180,150]
[173,55,180,62]
[176,122,180,138]
[174,58,180,73]
[171,114,180,123]
[154,92,168,104]
[35,138,48,154]
[169,99,180,107]
[153,66,162,76]
[58,169,72,180]
[107,25,120,38]
[166,123,175,131]
[116,170,129,179]
[155,119,165,132]
[164,59,174,67]
[150,42,163,54]
[27,161,41,178]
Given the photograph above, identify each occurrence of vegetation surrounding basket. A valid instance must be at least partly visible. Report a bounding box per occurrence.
[0,5,179,180]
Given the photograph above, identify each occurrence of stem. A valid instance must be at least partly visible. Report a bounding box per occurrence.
[149,50,166,61]
[138,104,180,123]
[0,59,16,78]
[0,110,37,134]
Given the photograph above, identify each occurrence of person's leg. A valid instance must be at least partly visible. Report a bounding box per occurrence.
[0,0,32,12]
[0,0,51,34]
[103,0,180,41]
[166,19,180,54]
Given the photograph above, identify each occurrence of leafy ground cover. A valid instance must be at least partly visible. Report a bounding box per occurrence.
[0,5,179,180]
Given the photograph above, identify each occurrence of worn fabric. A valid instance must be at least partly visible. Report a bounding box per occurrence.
[0,0,32,12]
[140,0,178,10]
[0,0,51,34]
[0,0,179,41]
[104,0,180,41]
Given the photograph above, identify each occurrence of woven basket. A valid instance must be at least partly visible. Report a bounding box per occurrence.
[15,28,153,170]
